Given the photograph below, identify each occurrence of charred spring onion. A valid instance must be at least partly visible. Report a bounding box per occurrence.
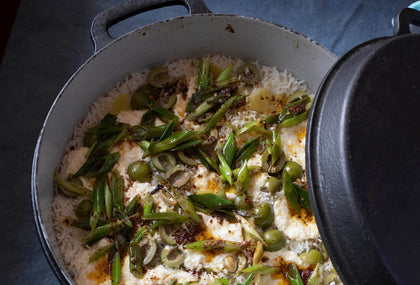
[53,56,330,284]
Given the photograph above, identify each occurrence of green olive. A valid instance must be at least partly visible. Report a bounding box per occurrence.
[177,150,197,166]
[83,132,98,148]
[75,199,93,218]
[237,62,261,85]
[283,161,303,181]
[151,152,176,172]
[128,161,152,182]
[131,85,151,110]
[264,176,283,195]
[160,246,185,268]
[261,148,286,174]
[300,249,323,265]
[253,203,274,229]
[165,165,190,188]
[233,194,252,210]
[60,177,83,198]
[147,66,170,88]
[263,230,286,252]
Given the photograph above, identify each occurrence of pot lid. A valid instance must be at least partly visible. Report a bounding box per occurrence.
[307,8,420,285]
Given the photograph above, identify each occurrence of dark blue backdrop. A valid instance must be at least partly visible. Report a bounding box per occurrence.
[0,0,414,284]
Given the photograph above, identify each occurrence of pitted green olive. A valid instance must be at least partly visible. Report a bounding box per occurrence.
[283,161,303,181]
[264,176,283,195]
[147,66,170,88]
[263,229,286,251]
[60,177,83,198]
[131,85,151,110]
[75,199,93,218]
[253,202,274,229]
[300,249,323,265]
[234,194,252,210]
[128,161,152,182]
[151,152,176,172]
[237,62,261,85]
[262,148,286,174]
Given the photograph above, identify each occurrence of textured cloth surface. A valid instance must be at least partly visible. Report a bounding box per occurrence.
[0,0,415,284]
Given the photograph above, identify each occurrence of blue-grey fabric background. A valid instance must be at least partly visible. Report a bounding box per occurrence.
[0,0,414,284]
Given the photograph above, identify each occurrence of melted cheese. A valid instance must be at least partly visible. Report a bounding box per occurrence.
[201,214,243,242]
[117,110,146,126]
[190,164,218,194]
[273,192,319,241]
[280,121,307,169]
[110,142,148,182]
[54,56,341,285]
[119,264,200,285]
[76,239,112,285]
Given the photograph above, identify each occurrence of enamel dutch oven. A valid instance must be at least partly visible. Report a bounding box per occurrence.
[31,0,420,284]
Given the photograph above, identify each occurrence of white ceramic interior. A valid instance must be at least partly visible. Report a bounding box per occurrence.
[32,14,337,283]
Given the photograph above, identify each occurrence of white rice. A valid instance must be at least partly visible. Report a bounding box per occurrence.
[53,55,341,285]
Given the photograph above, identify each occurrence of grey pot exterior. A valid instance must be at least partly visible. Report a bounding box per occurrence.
[31,12,337,284]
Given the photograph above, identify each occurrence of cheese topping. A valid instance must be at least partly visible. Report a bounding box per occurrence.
[53,55,342,285]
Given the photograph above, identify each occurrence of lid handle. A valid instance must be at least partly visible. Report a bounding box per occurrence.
[393,7,420,35]
[91,0,211,53]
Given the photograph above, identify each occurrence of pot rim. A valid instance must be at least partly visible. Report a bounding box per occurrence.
[31,12,337,284]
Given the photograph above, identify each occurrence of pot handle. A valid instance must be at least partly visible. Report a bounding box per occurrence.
[393,8,420,35]
[91,0,211,52]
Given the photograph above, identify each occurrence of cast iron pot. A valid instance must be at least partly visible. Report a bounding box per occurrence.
[31,0,336,284]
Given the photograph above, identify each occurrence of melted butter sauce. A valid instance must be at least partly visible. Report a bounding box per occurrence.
[295,125,306,144]
[287,201,314,225]
[195,223,217,262]
[202,179,218,194]
[271,257,290,285]
[285,123,306,164]
[297,207,314,225]
[278,94,288,113]
[194,173,218,194]
[275,277,290,285]
[86,256,109,284]
[203,251,218,263]
[196,224,214,241]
